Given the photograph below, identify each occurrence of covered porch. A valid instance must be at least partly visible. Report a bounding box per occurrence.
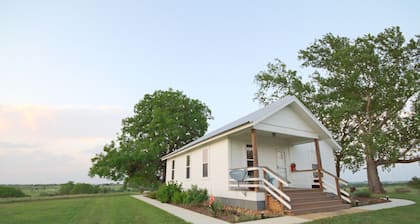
[227,127,350,213]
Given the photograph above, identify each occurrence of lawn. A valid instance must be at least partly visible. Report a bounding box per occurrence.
[306,185,420,224]
[0,194,189,224]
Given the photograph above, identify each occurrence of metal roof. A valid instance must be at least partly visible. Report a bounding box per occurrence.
[161,95,340,160]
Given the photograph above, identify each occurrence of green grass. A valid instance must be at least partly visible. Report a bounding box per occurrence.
[0,195,189,224]
[307,185,420,224]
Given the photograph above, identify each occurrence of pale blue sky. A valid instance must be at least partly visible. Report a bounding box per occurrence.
[0,1,419,184]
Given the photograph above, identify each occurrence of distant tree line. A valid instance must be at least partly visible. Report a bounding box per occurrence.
[58,181,123,195]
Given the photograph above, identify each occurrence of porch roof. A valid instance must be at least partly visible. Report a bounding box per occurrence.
[161,95,340,160]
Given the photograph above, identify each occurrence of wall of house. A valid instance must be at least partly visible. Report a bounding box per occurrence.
[319,140,338,194]
[288,142,316,188]
[165,137,264,205]
[166,137,228,191]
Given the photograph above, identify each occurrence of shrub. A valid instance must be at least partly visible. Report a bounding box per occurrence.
[156,182,182,203]
[59,181,75,195]
[173,191,187,205]
[0,186,27,198]
[70,183,99,194]
[354,190,371,198]
[58,181,101,195]
[408,177,420,189]
[184,185,208,205]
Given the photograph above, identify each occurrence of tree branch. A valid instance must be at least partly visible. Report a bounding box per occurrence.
[376,157,420,166]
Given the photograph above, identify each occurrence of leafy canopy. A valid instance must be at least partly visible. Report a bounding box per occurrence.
[255,27,419,184]
[89,89,212,187]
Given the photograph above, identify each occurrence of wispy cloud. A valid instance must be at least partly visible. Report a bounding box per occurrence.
[0,104,127,184]
[0,141,38,149]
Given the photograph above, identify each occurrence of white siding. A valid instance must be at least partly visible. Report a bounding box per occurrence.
[166,138,239,198]
[255,105,319,139]
[319,140,338,194]
[289,142,316,188]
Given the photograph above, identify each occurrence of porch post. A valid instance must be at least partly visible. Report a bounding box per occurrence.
[314,139,323,190]
[251,129,259,191]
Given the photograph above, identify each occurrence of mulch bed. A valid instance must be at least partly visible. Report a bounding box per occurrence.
[174,203,281,223]
[352,196,390,206]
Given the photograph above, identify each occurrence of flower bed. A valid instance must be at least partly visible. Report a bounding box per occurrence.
[148,182,281,223]
[174,202,280,223]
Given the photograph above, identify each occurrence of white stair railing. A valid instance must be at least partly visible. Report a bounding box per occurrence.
[229,166,291,210]
[320,169,352,203]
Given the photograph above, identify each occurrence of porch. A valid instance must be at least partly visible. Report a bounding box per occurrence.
[227,128,351,214]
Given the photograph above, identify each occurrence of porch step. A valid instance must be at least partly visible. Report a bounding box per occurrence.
[291,199,344,209]
[281,188,350,215]
[290,203,351,216]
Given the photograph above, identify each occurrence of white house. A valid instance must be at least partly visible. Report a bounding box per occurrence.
[161,96,351,215]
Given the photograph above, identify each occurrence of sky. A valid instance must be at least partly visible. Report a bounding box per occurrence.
[0,0,419,184]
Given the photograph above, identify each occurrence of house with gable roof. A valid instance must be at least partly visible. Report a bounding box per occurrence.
[161,96,351,215]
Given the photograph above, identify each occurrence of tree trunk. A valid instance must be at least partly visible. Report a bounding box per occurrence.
[366,157,385,194]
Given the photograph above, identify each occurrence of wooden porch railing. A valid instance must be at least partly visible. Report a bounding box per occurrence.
[320,168,351,203]
[279,168,352,204]
[229,167,291,210]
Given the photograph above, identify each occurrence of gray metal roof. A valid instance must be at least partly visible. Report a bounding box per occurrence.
[162,96,297,159]
[162,95,341,160]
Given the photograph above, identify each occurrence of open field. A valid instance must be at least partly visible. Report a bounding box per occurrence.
[0,194,188,224]
[0,184,418,224]
[2,184,126,197]
[307,185,420,224]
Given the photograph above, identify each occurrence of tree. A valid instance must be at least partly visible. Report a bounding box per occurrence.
[89,89,212,188]
[255,27,419,193]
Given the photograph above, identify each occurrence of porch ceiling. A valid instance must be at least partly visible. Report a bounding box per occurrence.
[229,128,314,145]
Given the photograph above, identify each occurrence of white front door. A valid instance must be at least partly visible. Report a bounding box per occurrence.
[276,151,287,180]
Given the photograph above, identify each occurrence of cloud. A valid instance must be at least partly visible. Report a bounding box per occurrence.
[0,141,38,149]
[0,104,128,184]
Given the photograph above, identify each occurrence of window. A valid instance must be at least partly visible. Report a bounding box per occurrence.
[171,160,175,180]
[202,149,208,177]
[186,155,191,179]
[246,144,254,176]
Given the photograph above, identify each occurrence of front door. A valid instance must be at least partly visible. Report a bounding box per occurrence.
[276,151,287,180]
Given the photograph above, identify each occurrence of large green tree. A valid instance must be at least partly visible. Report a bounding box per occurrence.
[89,89,212,188]
[255,27,419,193]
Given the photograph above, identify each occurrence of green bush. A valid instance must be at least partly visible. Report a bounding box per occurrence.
[172,191,187,204]
[184,185,208,205]
[408,177,420,189]
[70,183,99,194]
[59,181,75,195]
[0,186,27,198]
[156,182,182,203]
[354,190,371,198]
[58,181,102,195]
